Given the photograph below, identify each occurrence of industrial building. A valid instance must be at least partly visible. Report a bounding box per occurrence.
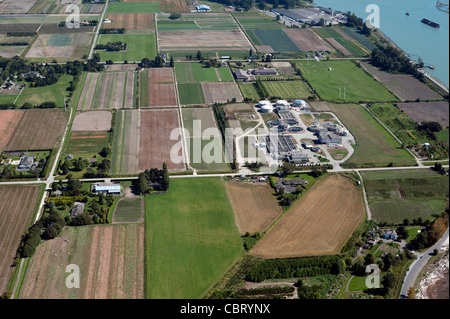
[272,7,341,25]
[317,131,342,144]
[92,183,121,195]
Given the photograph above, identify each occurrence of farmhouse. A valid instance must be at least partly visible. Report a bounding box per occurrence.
[196,4,211,12]
[233,69,250,81]
[70,202,85,218]
[92,183,121,195]
[251,67,277,76]
[17,156,35,171]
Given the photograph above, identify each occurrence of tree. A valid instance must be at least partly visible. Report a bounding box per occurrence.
[396,226,409,240]
[169,56,174,68]
[364,253,375,265]
[381,272,397,293]
[138,173,148,194]
[407,287,416,299]
[160,162,170,192]
[281,162,294,175]
[169,12,182,20]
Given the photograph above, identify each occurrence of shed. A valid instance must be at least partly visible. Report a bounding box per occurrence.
[92,183,121,195]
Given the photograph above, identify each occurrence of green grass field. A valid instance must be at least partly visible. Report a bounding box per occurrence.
[187,137,230,171]
[328,104,416,167]
[262,80,312,99]
[113,197,143,223]
[295,60,398,103]
[175,62,233,82]
[107,1,161,13]
[96,33,156,62]
[238,83,261,101]
[144,178,243,298]
[247,29,299,52]
[177,83,205,105]
[233,12,283,29]
[16,74,73,107]
[361,169,449,224]
[65,131,110,159]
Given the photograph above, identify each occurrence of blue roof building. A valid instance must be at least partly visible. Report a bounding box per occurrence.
[196,4,211,11]
[92,183,121,195]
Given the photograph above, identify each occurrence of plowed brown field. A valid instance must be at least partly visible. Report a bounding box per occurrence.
[18,224,145,299]
[226,182,282,235]
[0,110,24,151]
[103,13,155,30]
[0,185,41,295]
[250,174,365,258]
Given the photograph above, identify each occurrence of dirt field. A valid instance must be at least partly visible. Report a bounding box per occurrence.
[360,61,442,101]
[0,185,41,296]
[250,174,365,258]
[0,46,28,58]
[18,223,145,299]
[284,29,333,52]
[138,109,185,172]
[201,82,243,104]
[158,30,252,49]
[396,102,449,127]
[0,0,37,14]
[112,109,140,174]
[6,109,67,151]
[25,34,92,59]
[141,68,177,107]
[159,0,189,12]
[107,64,140,71]
[103,13,154,30]
[72,111,112,131]
[226,182,282,235]
[77,71,135,110]
[0,110,24,151]
[326,38,352,56]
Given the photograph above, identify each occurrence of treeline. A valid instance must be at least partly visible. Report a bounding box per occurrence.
[58,20,98,27]
[138,56,165,68]
[370,46,424,81]
[1,42,29,46]
[95,41,127,52]
[410,210,449,250]
[0,101,57,110]
[137,163,170,194]
[245,255,344,282]
[6,32,36,37]
[100,28,126,34]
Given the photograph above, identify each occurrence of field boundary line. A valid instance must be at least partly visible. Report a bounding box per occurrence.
[230,12,257,53]
[355,171,372,220]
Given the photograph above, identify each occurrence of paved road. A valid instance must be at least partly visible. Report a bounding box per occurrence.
[88,0,109,59]
[399,228,449,298]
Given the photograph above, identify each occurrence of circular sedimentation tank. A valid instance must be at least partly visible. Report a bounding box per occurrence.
[288,126,304,133]
[267,120,280,127]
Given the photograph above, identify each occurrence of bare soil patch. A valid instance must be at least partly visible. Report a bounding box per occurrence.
[226,182,282,235]
[0,110,24,151]
[158,30,252,49]
[284,29,333,52]
[202,82,243,104]
[0,0,37,14]
[138,109,185,172]
[104,13,154,30]
[360,61,442,101]
[6,109,67,151]
[250,174,365,258]
[72,111,112,131]
[0,185,41,295]
[396,102,449,127]
[326,38,351,56]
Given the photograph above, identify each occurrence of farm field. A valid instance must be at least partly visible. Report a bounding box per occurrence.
[145,177,243,298]
[295,60,398,103]
[0,110,24,151]
[111,109,140,174]
[250,174,365,258]
[359,61,442,101]
[5,109,67,151]
[112,197,144,224]
[18,224,145,299]
[238,83,261,101]
[140,68,177,108]
[261,80,312,99]
[233,12,283,30]
[175,63,233,82]
[103,13,155,31]
[361,169,449,224]
[25,34,93,61]
[283,29,333,52]
[107,1,161,14]
[0,185,42,296]
[396,102,449,128]
[0,0,37,14]
[0,45,28,58]
[181,107,218,137]
[325,103,416,167]
[77,71,136,110]
[159,0,189,12]
[246,29,299,53]
[225,181,282,235]
[96,33,156,62]
[138,109,185,172]
[201,82,243,104]
[65,131,110,159]
[16,74,73,107]
[72,111,112,132]
[177,83,205,105]
[314,27,373,56]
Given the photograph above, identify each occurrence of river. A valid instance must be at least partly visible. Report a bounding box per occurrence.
[314,0,449,87]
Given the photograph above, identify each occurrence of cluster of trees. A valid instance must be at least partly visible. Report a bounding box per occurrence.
[169,12,182,20]
[410,210,448,250]
[137,163,170,194]
[139,56,166,68]
[0,101,57,110]
[370,46,424,81]
[0,42,29,46]
[100,28,126,34]
[7,32,36,37]
[58,20,97,27]
[59,156,111,178]
[245,255,344,282]
[95,41,127,52]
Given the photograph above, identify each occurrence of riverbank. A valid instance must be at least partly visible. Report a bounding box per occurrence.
[416,250,449,299]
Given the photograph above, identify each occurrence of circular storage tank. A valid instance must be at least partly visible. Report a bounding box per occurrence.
[276,100,288,107]
[258,100,271,107]
[271,126,287,134]
[267,120,280,127]
[293,99,306,107]
[260,104,273,113]
[285,119,299,126]
[288,126,304,133]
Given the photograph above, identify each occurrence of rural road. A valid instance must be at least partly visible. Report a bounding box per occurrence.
[399,228,449,299]
[88,0,109,60]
